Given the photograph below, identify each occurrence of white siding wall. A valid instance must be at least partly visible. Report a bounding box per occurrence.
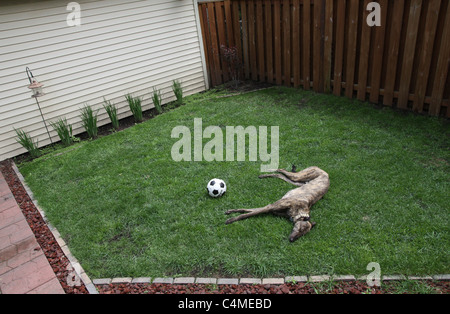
[0,0,207,160]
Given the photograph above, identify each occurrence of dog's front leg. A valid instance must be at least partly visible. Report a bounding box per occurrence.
[225,200,289,225]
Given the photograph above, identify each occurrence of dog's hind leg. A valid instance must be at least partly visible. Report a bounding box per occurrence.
[258,173,304,187]
[274,167,325,183]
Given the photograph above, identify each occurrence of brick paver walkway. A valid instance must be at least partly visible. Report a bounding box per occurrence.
[0,172,64,294]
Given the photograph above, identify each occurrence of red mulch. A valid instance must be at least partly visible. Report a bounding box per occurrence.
[96,280,449,294]
[1,159,449,295]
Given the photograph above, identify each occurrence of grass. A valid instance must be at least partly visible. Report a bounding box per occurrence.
[17,86,449,279]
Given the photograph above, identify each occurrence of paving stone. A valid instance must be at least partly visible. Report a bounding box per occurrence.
[132,277,152,284]
[382,275,406,281]
[433,274,450,281]
[262,278,284,285]
[152,277,174,284]
[239,278,261,285]
[93,278,112,285]
[85,283,99,294]
[408,276,433,280]
[285,276,308,283]
[195,278,217,284]
[111,277,132,284]
[217,278,239,285]
[0,172,64,295]
[309,275,331,282]
[332,275,356,281]
[173,277,195,284]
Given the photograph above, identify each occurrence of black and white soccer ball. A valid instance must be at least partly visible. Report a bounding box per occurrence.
[207,178,226,198]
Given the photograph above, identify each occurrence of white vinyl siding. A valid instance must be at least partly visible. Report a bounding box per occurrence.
[0,0,207,160]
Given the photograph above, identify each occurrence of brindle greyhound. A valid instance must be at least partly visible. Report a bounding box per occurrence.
[225,166,330,242]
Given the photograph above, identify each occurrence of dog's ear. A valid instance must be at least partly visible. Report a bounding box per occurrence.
[310,221,316,229]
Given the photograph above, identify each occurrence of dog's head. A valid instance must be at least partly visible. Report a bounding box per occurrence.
[289,220,316,242]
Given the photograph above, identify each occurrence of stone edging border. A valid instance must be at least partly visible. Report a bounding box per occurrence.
[11,161,450,294]
[92,274,450,286]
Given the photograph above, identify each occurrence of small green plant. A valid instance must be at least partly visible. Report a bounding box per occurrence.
[103,98,119,130]
[172,80,183,105]
[80,104,98,138]
[50,118,73,146]
[125,94,143,122]
[151,87,162,114]
[14,128,40,158]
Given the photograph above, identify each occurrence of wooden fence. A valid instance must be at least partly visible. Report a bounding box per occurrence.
[198,0,450,117]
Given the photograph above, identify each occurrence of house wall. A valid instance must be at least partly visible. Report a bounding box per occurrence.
[0,0,208,160]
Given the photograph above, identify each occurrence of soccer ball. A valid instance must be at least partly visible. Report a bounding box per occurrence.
[207,178,226,198]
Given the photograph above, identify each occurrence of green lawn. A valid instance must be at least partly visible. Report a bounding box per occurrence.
[18,86,449,279]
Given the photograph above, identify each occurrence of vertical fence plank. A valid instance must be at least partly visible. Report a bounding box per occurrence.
[383,0,405,106]
[240,0,250,79]
[303,0,311,90]
[256,0,265,82]
[216,2,229,82]
[224,0,234,46]
[398,0,422,109]
[248,0,258,81]
[333,0,345,96]
[313,0,322,92]
[345,0,359,99]
[265,0,274,84]
[429,3,450,116]
[283,0,291,86]
[207,3,222,85]
[357,0,372,101]
[292,0,301,87]
[274,0,283,85]
[199,4,212,87]
[413,0,442,112]
[323,0,333,93]
[369,0,388,103]
[231,1,243,80]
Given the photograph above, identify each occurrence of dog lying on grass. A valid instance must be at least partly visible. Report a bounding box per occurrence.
[225,166,330,242]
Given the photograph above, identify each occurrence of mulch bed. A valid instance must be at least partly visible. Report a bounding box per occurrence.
[97,280,449,294]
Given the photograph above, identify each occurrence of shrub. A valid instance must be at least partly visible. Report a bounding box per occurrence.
[172,80,183,105]
[103,98,119,130]
[220,45,243,87]
[125,94,143,122]
[14,128,40,158]
[50,117,73,146]
[80,104,98,138]
[151,87,162,114]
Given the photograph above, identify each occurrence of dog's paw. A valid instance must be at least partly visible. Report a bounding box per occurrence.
[225,218,236,224]
[299,213,310,221]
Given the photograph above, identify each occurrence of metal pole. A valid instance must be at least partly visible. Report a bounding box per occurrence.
[34,97,53,144]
